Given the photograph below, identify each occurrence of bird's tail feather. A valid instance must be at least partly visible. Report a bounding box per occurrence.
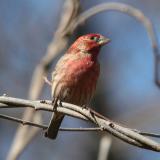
[45,112,64,139]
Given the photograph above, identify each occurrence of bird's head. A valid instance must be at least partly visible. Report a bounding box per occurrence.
[67,34,110,58]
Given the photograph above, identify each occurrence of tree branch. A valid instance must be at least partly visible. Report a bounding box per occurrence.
[0,112,159,137]
[97,134,112,160]
[7,1,81,160]
[1,95,160,152]
[0,113,103,132]
[70,2,160,87]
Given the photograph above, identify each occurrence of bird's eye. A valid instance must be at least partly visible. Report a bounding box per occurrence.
[90,36,99,42]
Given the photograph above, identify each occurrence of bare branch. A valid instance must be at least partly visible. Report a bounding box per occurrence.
[0,114,47,130]
[70,2,160,87]
[72,2,158,49]
[97,134,112,160]
[0,114,103,132]
[136,131,160,138]
[1,96,160,152]
[0,112,159,138]
[7,1,81,160]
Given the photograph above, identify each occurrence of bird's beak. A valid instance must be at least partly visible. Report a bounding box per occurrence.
[98,36,110,46]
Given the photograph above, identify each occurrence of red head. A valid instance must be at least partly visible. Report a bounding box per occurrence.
[67,33,110,59]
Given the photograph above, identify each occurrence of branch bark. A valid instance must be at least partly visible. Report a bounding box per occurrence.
[1,96,160,152]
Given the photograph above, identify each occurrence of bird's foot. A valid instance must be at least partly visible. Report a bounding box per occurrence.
[40,100,47,104]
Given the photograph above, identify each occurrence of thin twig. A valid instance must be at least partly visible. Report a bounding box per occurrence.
[0,113,159,137]
[0,113,100,131]
[1,96,160,152]
[72,2,158,50]
[137,131,160,138]
[43,76,52,86]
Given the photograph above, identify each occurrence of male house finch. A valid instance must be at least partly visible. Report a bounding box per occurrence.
[45,33,110,139]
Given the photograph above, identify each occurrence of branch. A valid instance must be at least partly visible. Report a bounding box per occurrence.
[0,111,159,138]
[0,112,159,138]
[70,2,160,87]
[1,96,160,152]
[0,113,104,132]
[7,1,81,160]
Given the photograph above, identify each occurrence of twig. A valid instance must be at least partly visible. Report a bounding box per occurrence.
[0,114,47,130]
[0,112,159,137]
[1,96,160,152]
[136,131,160,138]
[43,76,52,86]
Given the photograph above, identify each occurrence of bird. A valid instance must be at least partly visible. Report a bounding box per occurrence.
[45,33,110,139]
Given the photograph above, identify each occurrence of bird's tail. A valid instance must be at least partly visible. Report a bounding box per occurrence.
[45,112,64,139]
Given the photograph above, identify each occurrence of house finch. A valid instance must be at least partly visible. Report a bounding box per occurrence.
[45,33,110,139]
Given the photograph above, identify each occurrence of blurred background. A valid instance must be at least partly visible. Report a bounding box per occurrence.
[0,0,160,159]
